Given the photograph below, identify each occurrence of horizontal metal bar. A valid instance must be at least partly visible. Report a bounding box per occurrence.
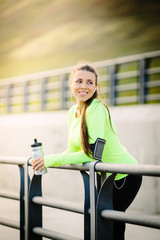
[146,94,160,101]
[116,70,139,80]
[116,96,138,104]
[51,163,160,177]
[46,102,61,110]
[33,227,82,240]
[115,83,138,92]
[0,50,160,86]
[47,81,60,88]
[11,96,22,103]
[29,94,41,102]
[94,162,160,176]
[146,80,160,88]
[52,164,89,171]
[3,158,160,177]
[101,210,160,229]
[146,67,160,75]
[12,87,23,95]
[0,156,26,165]
[32,196,83,214]
[0,190,19,201]
[2,157,160,177]
[98,74,109,82]
[47,92,61,100]
[98,87,109,94]
[28,85,41,93]
[0,67,73,86]
[93,50,160,68]
[0,217,19,229]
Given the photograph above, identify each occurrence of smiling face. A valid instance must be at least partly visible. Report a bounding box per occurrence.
[71,70,97,105]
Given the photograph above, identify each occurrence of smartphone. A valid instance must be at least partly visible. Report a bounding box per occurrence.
[92,138,106,160]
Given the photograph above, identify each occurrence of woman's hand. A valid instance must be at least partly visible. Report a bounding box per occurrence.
[32,156,46,172]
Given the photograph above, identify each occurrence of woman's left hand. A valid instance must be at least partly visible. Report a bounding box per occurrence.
[32,156,45,172]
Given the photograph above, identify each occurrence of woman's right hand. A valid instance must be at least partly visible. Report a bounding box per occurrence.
[32,156,46,172]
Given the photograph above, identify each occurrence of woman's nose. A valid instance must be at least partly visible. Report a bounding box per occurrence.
[81,82,87,89]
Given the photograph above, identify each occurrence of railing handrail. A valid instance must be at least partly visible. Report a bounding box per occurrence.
[0,50,160,114]
[1,156,160,175]
[101,210,160,229]
[0,49,160,85]
[32,196,84,214]
[0,156,26,165]
[0,156,160,240]
[49,162,160,176]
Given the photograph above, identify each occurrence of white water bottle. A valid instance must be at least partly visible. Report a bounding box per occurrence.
[31,138,47,175]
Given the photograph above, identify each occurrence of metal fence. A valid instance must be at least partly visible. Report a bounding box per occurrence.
[0,50,160,114]
[0,156,160,240]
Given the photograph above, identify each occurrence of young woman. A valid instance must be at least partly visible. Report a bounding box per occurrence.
[32,62,142,240]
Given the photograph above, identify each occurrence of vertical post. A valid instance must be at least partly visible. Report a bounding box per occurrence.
[19,165,25,240]
[23,81,28,112]
[7,84,12,113]
[24,158,30,240]
[80,171,90,240]
[108,65,117,106]
[28,175,42,240]
[138,58,150,104]
[61,74,68,109]
[89,162,98,240]
[41,78,47,111]
[96,173,116,240]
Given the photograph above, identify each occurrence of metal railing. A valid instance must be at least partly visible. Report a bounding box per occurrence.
[0,50,160,114]
[0,157,29,240]
[0,156,160,240]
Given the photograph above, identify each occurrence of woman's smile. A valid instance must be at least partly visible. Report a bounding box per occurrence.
[78,91,88,94]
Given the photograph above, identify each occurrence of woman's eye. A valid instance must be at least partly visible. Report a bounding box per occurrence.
[76,80,82,83]
[87,81,93,85]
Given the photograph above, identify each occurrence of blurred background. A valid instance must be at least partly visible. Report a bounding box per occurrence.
[0,0,160,78]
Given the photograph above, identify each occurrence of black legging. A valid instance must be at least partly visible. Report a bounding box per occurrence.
[113,174,142,240]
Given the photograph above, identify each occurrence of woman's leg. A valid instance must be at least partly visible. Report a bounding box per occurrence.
[112,174,142,240]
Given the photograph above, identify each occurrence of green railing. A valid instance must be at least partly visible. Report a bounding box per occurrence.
[0,50,160,114]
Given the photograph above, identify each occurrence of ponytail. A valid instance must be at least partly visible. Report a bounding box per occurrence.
[81,92,114,157]
[81,91,98,157]
[70,62,114,157]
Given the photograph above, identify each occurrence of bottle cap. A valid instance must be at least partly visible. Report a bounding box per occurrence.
[31,138,42,147]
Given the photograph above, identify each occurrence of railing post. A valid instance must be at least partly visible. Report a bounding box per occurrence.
[19,165,25,240]
[24,158,31,240]
[108,65,118,106]
[23,81,29,112]
[41,78,47,111]
[61,74,68,109]
[96,173,116,240]
[89,162,99,240]
[138,58,150,104]
[81,171,90,240]
[28,175,42,240]
[7,84,12,113]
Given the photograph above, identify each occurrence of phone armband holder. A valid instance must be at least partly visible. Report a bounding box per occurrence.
[90,138,106,161]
